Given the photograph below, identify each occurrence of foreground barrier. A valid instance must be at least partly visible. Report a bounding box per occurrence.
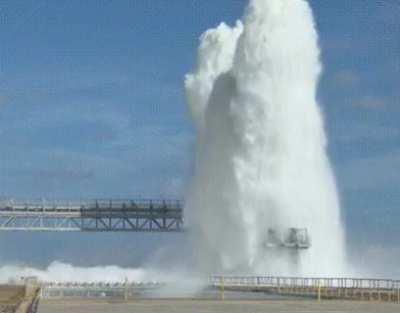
[209,276,400,303]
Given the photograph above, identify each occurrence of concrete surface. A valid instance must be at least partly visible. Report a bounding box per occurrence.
[38,299,400,313]
[0,285,25,313]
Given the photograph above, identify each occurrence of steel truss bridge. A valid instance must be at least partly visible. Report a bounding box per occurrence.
[0,199,183,232]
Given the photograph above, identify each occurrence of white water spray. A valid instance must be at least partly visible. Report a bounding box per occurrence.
[0,262,146,284]
[185,0,346,276]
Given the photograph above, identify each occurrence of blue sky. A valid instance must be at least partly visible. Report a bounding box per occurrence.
[0,1,399,271]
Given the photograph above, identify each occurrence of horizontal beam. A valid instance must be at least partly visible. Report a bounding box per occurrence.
[0,227,183,232]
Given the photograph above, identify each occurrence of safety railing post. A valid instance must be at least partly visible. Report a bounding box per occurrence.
[124,277,128,301]
[221,276,225,301]
[317,280,321,302]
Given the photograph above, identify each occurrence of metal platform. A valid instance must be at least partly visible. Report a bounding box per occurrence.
[0,199,183,232]
[264,228,311,249]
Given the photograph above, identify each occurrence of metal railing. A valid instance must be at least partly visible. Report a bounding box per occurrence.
[40,282,165,300]
[0,198,182,211]
[209,276,400,290]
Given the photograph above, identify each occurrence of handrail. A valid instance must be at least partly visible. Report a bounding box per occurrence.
[0,199,183,211]
[209,276,400,290]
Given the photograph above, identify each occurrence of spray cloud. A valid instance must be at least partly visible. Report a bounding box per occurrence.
[185,0,346,276]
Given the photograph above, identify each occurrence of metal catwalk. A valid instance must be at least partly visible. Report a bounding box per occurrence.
[0,199,183,232]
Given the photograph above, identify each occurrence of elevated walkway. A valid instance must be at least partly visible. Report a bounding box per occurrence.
[0,199,183,232]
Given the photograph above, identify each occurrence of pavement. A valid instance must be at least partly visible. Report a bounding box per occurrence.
[38,299,400,313]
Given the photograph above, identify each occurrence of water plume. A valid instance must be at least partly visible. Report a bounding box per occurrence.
[185,0,346,276]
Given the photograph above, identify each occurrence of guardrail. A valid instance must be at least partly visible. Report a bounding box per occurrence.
[209,276,400,302]
[15,276,400,303]
[40,282,164,300]
[210,276,400,289]
[0,198,182,211]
